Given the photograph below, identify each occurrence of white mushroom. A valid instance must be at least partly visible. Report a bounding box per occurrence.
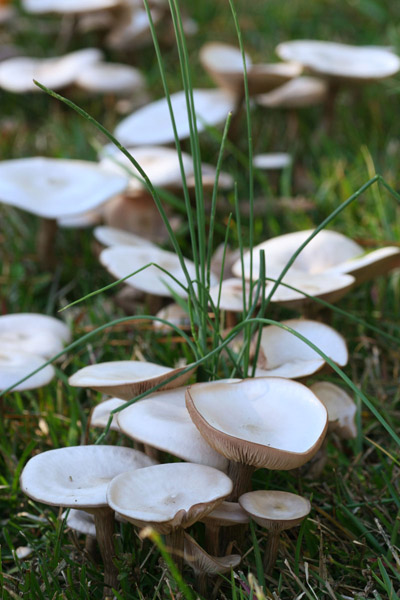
[0,350,55,391]
[0,313,70,359]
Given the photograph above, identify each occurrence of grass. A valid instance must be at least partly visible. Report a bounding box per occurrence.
[1,0,400,598]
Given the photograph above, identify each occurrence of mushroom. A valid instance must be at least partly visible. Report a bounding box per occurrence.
[233,229,400,287]
[0,157,128,267]
[254,319,348,379]
[20,445,157,593]
[0,313,70,359]
[239,490,311,572]
[186,378,328,500]
[0,350,55,392]
[0,48,103,93]
[116,386,228,470]
[75,62,145,97]
[94,226,156,249]
[200,500,249,555]
[199,42,301,96]
[256,76,328,109]
[89,397,125,432]
[114,88,235,147]
[22,0,122,14]
[310,381,357,439]
[69,359,196,400]
[153,303,191,332]
[107,462,233,571]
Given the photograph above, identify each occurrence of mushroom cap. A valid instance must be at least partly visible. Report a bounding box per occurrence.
[58,208,103,229]
[210,278,257,313]
[233,229,400,285]
[107,462,233,533]
[64,509,96,537]
[253,153,292,170]
[310,381,357,439]
[255,319,348,379]
[75,62,145,94]
[68,360,195,400]
[0,157,128,219]
[199,42,301,95]
[117,387,228,470]
[200,501,249,526]
[256,76,328,108]
[0,313,70,358]
[94,225,156,248]
[153,303,191,332]
[100,245,208,298]
[276,40,400,82]
[239,490,311,531]
[22,0,121,14]
[0,350,55,391]
[0,48,102,93]
[186,378,328,470]
[20,445,157,508]
[183,532,241,574]
[90,397,126,431]
[114,88,235,146]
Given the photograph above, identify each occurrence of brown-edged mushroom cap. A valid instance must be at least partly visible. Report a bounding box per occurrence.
[20,445,157,507]
[68,360,196,400]
[100,245,210,298]
[107,462,233,533]
[183,532,241,574]
[256,76,328,108]
[114,88,235,146]
[0,350,55,391]
[0,313,70,359]
[254,319,348,379]
[239,490,311,531]
[276,40,400,83]
[0,157,128,219]
[310,381,357,439]
[117,387,228,470]
[90,397,125,431]
[186,378,328,470]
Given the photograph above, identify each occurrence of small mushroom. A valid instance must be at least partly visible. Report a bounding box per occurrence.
[0,350,55,392]
[69,359,196,400]
[94,225,156,249]
[200,500,249,555]
[310,381,357,439]
[75,62,145,96]
[239,490,311,572]
[256,76,328,109]
[107,462,233,571]
[0,313,70,359]
[89,397,125,432]
[20,445,157,593]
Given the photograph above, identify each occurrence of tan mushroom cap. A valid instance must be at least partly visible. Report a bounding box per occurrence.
[0,350,55,391]
[0,48,102,93]
[239,490,311,531]
[200,42,301,95]
[94,225,156,248]
[75,62,145,95]
[186,378,328,470]
[117,387,228,470]
[107,462,233,534]
[210,278,256,313]
[69,360,196,400]
[20,445,157,508]
[90,397,125,431]
[183,532,241,574]
[114,88,236,146]
[22,0,121,14]
[0,313,70,358]
[310,381,357,439]
[254,319,348,379]
[276,40,400,83]
[200,501,249,526]
[100,245,208,298]
[253,153,292,170]
[153,303,191,332]
[233,229,400,285]
[0,157,128,219]
[65,509,96,537]
[256,76,328,108]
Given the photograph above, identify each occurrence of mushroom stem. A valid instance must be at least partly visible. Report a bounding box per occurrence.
[37,217,57,269]
[263,531,281,573]
[164,527,184,573]
[227,461,254,501]
[92,507,119,596]
[204,522,221,556]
